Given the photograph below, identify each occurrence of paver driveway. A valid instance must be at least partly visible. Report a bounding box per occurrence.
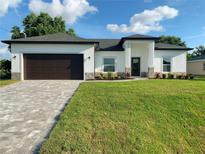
[0,80,81,154]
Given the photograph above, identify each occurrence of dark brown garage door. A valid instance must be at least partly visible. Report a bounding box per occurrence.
[24,54,84,80]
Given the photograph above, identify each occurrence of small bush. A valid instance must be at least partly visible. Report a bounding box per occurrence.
[153,73,195,80]
[176,74,182,79]
[95,72,127,80]
[107,72,112,80]
[181,74,188,80]
[0,69,11,79]
[189,74,194,80]
[168,73,174,79]
[118,72,126,79]
[0,60,11,79]
[155,72,162,79]
[126,72,131,79]
[141,72,147,77]
[162,74,167,79]
[95,72,102,80]
[103,73,108,80]
[111,72,118,79]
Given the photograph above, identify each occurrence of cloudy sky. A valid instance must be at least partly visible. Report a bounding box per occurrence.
[0,0,205,59]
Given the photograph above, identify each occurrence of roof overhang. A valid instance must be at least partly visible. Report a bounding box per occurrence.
[188,59,205,62]
[1,40,99,45]
[120,37,159,45]
[155,47,193,51]
[121,37,159,41]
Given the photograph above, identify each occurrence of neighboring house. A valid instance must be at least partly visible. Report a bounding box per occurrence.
[187,54,205,75]
[2,33,192,80]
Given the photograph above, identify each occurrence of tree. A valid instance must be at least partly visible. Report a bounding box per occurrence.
[0,60,11,79]
[192,45,205,57]
[11,26,24,39]
[187,53,192,60]
[67,28,76,36]
[11,12,67,39]
[156,35,186,47]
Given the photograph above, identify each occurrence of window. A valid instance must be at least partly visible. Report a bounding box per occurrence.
[203,62,205,71]
[163,57,171,72]
[104,58,115,72]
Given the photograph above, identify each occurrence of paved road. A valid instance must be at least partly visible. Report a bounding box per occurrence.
[0,80,81,154]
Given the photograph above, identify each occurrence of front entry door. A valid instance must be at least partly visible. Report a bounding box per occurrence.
[131,57,140,76]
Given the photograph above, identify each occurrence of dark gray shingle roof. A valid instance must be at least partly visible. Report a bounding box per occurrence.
[155,43,193,50]
[88,39,123,51]
[2,33,98,44]
[122,34,159,40]
[1,32,192,51]
[188,54,205,61]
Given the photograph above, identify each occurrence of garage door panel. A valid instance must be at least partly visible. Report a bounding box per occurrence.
[24,54,83,80]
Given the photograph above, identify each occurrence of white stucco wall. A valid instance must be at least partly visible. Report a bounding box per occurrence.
[11,53,21,73]
[123,40,155,74]
[187,60,205,75]
[95,51,125,72]
[10,42,188,80]
[11,43,95,80]
[154,50,187,73]
[131,43,149,72]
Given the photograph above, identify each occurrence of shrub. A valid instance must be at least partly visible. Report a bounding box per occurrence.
[168,73,174,79]
[173,73,178,79]
[111,72,118,79]
[176,75,182,79]
[141,72,147,77]
[95,72,127,80]
[162,74,167,79]
[181,73,188,80]
[95,72,101,79]
[107,72,112,80]
[103,73,108,80]
[117,72,126,79]
[189,74,194,80]
[0,60,11,79]
[155,72,162,79]
[95,72,104,80]
[126,72,131,79]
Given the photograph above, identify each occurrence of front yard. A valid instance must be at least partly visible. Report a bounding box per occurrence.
[40,80,205,154]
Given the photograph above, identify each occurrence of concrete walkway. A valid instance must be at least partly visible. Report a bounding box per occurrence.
[0,80,81,154]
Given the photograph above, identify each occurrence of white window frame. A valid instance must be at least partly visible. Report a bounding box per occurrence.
[162,57,172,73]
[102,57,117,72]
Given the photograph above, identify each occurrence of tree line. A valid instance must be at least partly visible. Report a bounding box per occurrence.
[11,12,76,39]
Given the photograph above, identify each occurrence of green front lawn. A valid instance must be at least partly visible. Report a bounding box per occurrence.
[194,75,205,81]
[40,80,205,154]
[0,80,18,87]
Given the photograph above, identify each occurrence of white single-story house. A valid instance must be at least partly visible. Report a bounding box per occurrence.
[187,54,205,75]
[2,33,192,80]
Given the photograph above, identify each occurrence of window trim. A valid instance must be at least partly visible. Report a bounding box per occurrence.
[102,57,116,72]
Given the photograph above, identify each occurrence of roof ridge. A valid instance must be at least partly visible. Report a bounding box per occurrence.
[87,38,120,40]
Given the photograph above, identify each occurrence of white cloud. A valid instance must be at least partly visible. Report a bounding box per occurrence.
[29,0,98,24]
[0,44,11,60]
[107,6,178,34]
[0,0,22,17]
